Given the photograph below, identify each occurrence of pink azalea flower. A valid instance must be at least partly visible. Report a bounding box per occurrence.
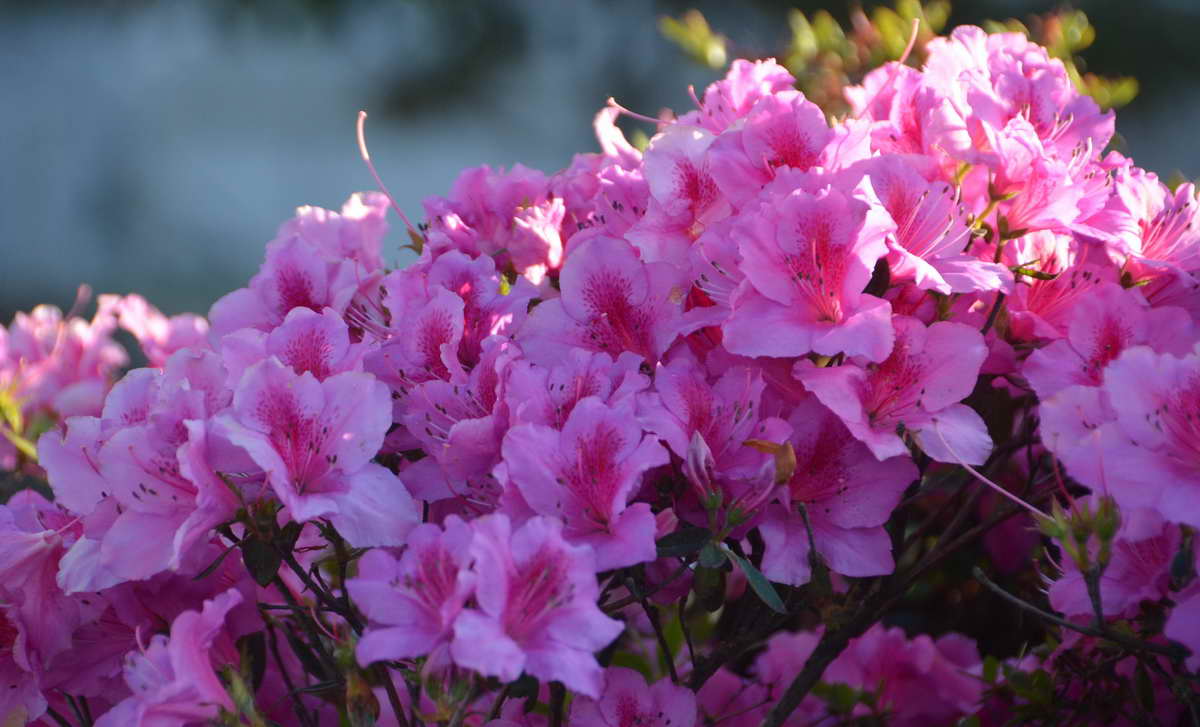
[218,357,419,546]
[920,26,1113,165]
[1037,383,1119,494]
[795,317,992,465]
[366,250,534,404]
[695,668,770,727]
[628,124,730,266]
[1023,283,1193,400]
[423,164,561,282]
[93,588,243,727]
[637,355,787,524]
[723,185,894,362]
[679,58,796,135]
[1004,231,1119,341]
[401,337,520,509]
[221,306,368,385]
[759,396,916,586]
[2,300,127,421]
[101,294,209,368]
[1165,583,1200,671]
[825,624,982,727]
[40,349,235,586]
[1090,346,1200,525]
[208,234,364,339]
[571,667,697,727]
[1110,167,1200,315]
[505,349,647,429]
[843,156,1011,294]
[517,234,688,366]
[845,62,938,160]
[278,191,391,272]
[449,514,623,697]
[500,396,667,570]
[708,91,832,209]
[349,517,475,668]
[0,490,103,675]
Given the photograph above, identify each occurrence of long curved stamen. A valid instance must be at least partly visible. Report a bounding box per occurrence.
[356,111,421,240]
[606,97,670,127]
[932,420,1049,519]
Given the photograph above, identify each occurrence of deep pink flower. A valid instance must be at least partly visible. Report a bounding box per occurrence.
[1023,283,1192,400]
[208,234,365,339]
[680,59,797,134]
[825,624,982,726]
[101,294,209,368]
[0,491,102,675]
[795,317,991,464]
[450,515,623,697]
[2,300,127,421]
[571,667,697,727]
[628,124,729,265]
[401,337,520,509]
[500,396,667,570]
[843,156,1010,294]
[1004,231,1119,341]
[723,185,894,362]
[93,588,243,727]
[518,234,687,366]
[278,191,391,272]
[39,350,235,586]
[218,358,419,545]
[708,91,832,209]
[505,349,647,429]
[367,250,534,405]
[759,396,915,585]
[222,306,367,385]
[349,517,475,668]
[637,355,787,524]
[1089,346,1200,525]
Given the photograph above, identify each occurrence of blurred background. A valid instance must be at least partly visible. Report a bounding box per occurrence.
[2,0,1198,322]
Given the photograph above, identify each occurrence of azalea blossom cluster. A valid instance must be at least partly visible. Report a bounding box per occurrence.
[1,23,1198,727]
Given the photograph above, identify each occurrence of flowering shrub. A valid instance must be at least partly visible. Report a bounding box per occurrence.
[2,17,1199,727]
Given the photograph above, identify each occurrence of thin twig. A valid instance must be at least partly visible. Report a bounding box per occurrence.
[972,567,1185,660]
[604,560,691,613]
[549,682,567,727]
[629,573,679,684]
[265,621,319,727]
[486,680,516,722]
[678,600,697,671]
[278,547,364,633]
[376,664,412,727]
[981,292,1006,335]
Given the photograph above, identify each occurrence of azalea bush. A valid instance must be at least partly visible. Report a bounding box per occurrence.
[2,12,1200,727]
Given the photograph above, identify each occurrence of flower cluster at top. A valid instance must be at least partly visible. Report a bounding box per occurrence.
[1,23,1198,727]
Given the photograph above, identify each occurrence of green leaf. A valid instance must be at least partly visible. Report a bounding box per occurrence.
[982,655,1000,684]
[697,542,727,569]
[241,538,282,587]
[193,545,236,581]
[731,554,786,614]
[279,521,304,552]
[655,527,712,558]
[1011,266,1059,281]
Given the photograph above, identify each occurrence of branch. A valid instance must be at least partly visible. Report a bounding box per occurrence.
[972,567,1186,661]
